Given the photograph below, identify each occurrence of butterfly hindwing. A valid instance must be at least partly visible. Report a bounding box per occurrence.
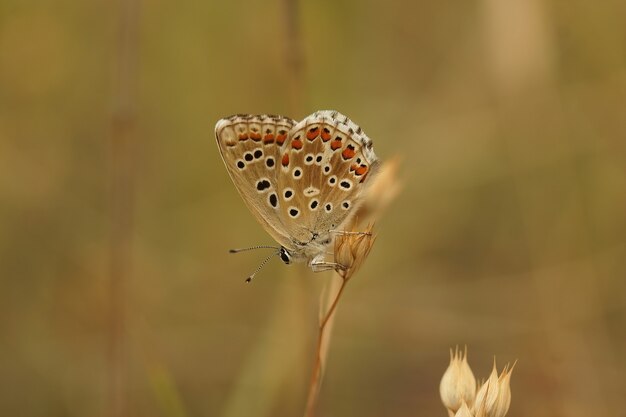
[276,111,380,245]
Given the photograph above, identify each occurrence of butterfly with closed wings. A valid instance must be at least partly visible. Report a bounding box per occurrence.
[214,110,380,282]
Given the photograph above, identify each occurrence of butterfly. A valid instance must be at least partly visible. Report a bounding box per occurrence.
[214,110,380,281]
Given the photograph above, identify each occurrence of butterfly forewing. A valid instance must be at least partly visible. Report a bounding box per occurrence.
[215,114,296,248]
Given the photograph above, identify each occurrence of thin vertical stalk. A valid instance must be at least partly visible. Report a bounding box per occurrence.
[303,277,347,417]
[282,0,305,116]
[108,0,140,416]
[281,0,314,414]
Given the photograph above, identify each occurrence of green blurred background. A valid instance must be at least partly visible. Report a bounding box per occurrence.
[1,0,625,416]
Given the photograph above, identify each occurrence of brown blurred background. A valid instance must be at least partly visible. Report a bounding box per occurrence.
[0,0,625,416]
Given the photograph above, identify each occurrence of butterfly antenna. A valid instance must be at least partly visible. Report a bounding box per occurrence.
[229,245,279,254]
[244,250,281,283]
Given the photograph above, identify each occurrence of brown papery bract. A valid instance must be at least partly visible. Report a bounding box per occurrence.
[333,224,376,281]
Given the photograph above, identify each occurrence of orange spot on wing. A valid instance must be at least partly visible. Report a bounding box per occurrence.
[359,171,369,183]
[250,132,262,141]
[350,164,358,172]
[263,134,275,144]
[238,133,249,141]
[342,146,356,160]
[355,165,368,176]
[281,153,290,167]
[306,127,319,140]
[276,134,287,145]
[330,140,342,151]
[292,138,303,150]
[321,128,331,141]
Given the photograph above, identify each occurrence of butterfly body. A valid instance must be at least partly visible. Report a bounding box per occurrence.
[215,110,380,271]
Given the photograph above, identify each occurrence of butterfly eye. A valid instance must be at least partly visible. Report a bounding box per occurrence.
[341,201,351,210]
[279,247,291,264]
[315,154,323,165]
[244,152,253,162]
[309,199,319,210]
[254,149,263,159]
[324,203,333,212]
[339,180,353,190]
[236,160,245,170]
[304,154,315,165]
[323,165,331,175]
[265,157,275,168]
[328,175,337,186]
[292,167,302,179]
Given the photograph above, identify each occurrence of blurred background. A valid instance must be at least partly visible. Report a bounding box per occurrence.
[0,0,625,416]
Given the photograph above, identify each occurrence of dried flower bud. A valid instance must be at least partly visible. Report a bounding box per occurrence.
[490,362,515,417]
[473,360,499,417]
[333,223,376,281]
[454,401,474,417]
[473,359,514,417]
[440,346,477,414]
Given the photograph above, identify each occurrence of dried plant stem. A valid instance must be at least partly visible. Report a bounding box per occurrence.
[282,0,305,116]
[108,0,140,416]
[303,275,348,417]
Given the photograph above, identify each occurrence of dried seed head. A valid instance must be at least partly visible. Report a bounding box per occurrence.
[490,362,515,417]
[473,359,500,417]
[472,359,515,417]
[333,223,376,281]
[441,349,515,417]
[440,346,477,414]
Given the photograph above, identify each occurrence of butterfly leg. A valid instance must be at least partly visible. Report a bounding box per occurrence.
[331,230,373,237]
[309,254,347,273]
